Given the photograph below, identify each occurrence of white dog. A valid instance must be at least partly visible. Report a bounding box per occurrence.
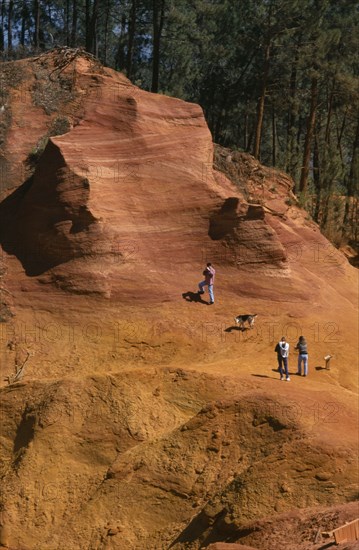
[234,314,258,329]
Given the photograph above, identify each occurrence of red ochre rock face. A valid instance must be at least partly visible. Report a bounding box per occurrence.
[0,52,357,347]
[0,52,291,300]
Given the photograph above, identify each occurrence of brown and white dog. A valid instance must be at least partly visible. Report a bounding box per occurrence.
[234,314,258,329]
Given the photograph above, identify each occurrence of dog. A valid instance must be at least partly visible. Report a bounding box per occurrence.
[234,314,258,330]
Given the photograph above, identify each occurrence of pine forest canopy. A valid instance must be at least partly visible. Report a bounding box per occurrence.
[0,0,358,249]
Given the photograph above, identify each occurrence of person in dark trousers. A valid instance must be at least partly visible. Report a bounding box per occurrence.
[198,262,215,304]
[275,336,290,381]
[295,335,309,376]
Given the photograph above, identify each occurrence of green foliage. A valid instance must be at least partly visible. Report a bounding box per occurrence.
[27,135,49,167]
[26,115,71,168]
[48,116,72,136]
[32,67,76,114]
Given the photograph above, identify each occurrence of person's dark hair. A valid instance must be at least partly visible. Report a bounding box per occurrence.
[299,335,306,342]
[207,262,212,267]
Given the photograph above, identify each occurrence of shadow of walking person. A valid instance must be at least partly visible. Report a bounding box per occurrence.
[182,291,208,304]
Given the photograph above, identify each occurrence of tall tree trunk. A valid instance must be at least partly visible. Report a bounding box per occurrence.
[247,124,255,154]
[71,0,78,47]
[324,79,335,145]
[313,134,321,222]
[151,0,165,93]
[115,14,126,70]
[103,0,111,64]
[86,0,100,54]
[335,105,348,166]
[272,106,276,167]
[214,94,229,143]
[243,112,248,151]
[253,40,271,159]
[126,0,137,78]
[85,0,91,51]
[65,0,70,46]
[343,114,359,238]
[0,0,5,51]
[286,55,299,177]
[33,0,40,48]
[214,113,222,143]
[299,77,318,193]
[20,1,28,46]
[8,0,13,51]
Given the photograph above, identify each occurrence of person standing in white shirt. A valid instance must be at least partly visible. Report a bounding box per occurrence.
[275,336,290,381]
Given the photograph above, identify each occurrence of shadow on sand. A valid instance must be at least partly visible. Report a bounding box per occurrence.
[224,325,248,333]
[182,291,208,305]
